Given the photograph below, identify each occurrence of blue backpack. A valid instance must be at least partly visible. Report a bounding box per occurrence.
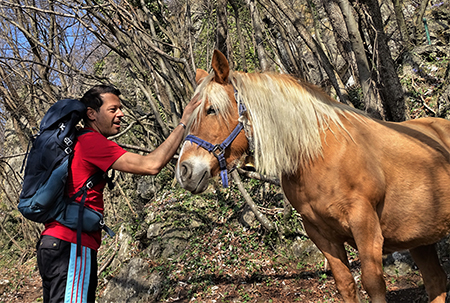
[19,99,114,255]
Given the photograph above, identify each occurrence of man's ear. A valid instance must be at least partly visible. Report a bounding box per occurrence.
[86,107,96,121]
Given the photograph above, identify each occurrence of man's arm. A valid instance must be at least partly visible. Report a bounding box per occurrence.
[111,96,201,175]
[112,123,185,175]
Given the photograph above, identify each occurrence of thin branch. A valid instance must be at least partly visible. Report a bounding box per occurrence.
[0,152,27,160]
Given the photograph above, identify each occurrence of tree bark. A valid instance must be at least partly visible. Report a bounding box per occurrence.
[230,0,248,72]
[246,0,271,71]
[335,0,383,119]
[413,0,430,44]
[260,0,304,78]
[391,0,411,48]
[0,65,36,148]
[267,0,350,104]
[232,170,275,231]
[216,0,229,59]
[363,0,408,121]
[323,0,359,86]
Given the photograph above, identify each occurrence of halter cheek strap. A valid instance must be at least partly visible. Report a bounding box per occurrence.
[184,92,247,188]
[185,123,243,187]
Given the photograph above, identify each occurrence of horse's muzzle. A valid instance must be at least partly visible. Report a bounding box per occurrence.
[176,160,211,194]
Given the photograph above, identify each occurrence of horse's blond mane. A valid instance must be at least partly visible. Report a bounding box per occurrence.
[190,70,364,176]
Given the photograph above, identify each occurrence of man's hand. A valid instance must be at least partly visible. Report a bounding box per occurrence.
[179,94,201,125]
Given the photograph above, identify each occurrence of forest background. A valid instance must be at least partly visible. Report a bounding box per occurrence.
[0,0,450,302]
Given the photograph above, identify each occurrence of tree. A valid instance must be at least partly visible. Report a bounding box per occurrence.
[362,0,408,121]
[247,0,271,71]
[335,0,383,118]
[216,0,229,59]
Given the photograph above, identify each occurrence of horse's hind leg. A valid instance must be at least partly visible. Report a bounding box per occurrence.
[410,244,446,303]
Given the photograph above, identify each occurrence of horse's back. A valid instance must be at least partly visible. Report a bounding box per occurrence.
[397,117,450,153]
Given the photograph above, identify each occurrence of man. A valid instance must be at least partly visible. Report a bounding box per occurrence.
[36,85,200,302]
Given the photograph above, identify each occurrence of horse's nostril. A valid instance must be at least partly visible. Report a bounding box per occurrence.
[180,162,192,181]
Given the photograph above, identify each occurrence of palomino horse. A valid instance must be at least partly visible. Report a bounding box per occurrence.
[176,50,450,302]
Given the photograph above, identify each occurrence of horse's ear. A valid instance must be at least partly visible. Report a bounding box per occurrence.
[195,69,209,84]
[211,49,229,84]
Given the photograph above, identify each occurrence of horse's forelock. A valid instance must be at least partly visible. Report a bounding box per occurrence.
[188,72,234,131]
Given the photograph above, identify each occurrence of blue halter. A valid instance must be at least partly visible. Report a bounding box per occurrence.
[184,91,246,188]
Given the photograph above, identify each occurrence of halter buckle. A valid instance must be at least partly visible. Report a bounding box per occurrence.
[212,144,224,157]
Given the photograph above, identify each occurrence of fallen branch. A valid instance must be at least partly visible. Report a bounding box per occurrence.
[231,170,275,231]
[236,168,280,186]
[115,181,138,218]
[0,215,25,254]
[420,96,436,116]
[256,206,301,219]
[98,234,119,275]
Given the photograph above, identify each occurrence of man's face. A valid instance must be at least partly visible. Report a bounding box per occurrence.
[87,93,124,137]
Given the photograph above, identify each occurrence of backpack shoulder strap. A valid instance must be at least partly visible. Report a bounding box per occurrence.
[72,170,105,256]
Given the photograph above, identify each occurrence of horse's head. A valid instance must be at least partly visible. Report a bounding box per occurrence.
[176,50,249,193]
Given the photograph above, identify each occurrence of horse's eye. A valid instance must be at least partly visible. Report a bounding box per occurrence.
[206,106,216,115]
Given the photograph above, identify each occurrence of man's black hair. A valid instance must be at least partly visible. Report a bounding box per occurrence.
[81,85,121,112]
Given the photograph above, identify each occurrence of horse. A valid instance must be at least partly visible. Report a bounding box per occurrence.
[175,49,450,303]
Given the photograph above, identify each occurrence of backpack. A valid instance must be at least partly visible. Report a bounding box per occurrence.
[18,99,115,255]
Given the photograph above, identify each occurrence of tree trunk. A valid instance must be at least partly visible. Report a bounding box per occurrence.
[257,0,301,76]
[392,0,411,48]
[232,170,275,231]
[246,0,271,71]
[16,7,56,104]
[216,0,229,59]
[269,0,350,104]
[413,0,430,44]
[230,0,248,72]
[323,0,359,86]
[335,0,383,119]
[185,0,196,72]
[363,0,408,121]
[0,65,36,148]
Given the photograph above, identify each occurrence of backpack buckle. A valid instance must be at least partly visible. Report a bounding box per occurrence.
[86,180,94,189]
[64,147,72,154]
[64,137,73,146]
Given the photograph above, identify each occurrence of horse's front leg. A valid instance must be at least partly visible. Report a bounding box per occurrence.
[302,217,361,303]
[349,206,386,303]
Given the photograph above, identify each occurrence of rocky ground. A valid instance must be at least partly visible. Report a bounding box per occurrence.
[0,245,432,303]
[0,190,439,303]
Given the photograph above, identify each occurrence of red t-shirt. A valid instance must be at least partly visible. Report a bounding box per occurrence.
[42,128,127,251]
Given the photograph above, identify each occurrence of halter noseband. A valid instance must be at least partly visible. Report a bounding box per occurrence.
[184,90,246,188]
